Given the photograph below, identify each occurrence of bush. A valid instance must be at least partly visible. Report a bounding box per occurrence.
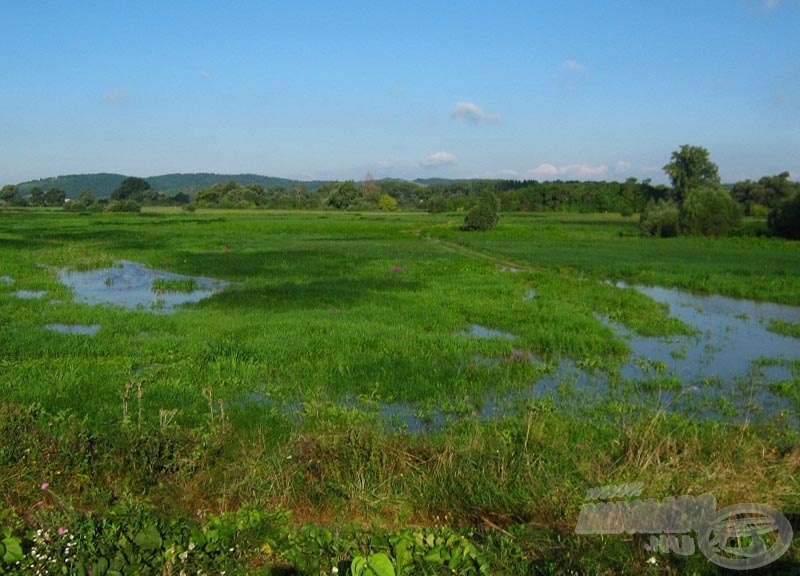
[639,199,679,237]
[378,194,398,211]
[768,193,800,239]
[106,200,142,213]
[680,186,742,237]
[426,195,447,213]
[462,191,500,231]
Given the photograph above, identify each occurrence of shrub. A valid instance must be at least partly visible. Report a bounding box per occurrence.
[426,195,447,213]
[106,200,142,213]
[639,199,679,237]
[462,191,500,231]
[680,186,742,237]
[768,193,800,239]
[378,194,398,211]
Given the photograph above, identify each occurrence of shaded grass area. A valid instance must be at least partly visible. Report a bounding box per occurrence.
[1,209,799,573]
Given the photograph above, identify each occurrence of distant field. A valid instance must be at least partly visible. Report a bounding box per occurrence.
[1,208,798,574]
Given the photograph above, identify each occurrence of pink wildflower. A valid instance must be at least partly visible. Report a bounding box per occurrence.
[40,482,50,491]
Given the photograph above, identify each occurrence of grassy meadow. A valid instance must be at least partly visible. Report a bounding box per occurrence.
[0,208,798,574]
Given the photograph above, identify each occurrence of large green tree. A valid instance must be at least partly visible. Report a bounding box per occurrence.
[0,185,26,206]
[663,145,720,205]
[44,187,66,206]
[111,177,152,201]
[680,186,741,237]
[325,180,359,210]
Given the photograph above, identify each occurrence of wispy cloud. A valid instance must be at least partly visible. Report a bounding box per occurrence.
[614,160,632,174]
[562,59,586,73]
[451,101,501,124]
[420,151,458,168]
[527,163,608,180]
[102,91,128,103]
[199,69,211,79]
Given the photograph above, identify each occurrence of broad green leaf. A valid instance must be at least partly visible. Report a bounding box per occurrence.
[423,546,444,564]
[366,553,396,576]
[2,537,23,563]
[351,556,368,575]
[134,525,163,550]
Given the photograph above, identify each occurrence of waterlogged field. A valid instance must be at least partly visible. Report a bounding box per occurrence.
[0,208,798,574]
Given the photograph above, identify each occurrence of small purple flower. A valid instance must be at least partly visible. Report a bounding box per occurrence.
[40,482,50,491]
[58,527,68,536]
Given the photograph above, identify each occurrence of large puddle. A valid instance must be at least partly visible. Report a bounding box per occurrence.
[513,283,800,426]
[611,282,800,383]
[337,283,800,431]
[58,261,229,312]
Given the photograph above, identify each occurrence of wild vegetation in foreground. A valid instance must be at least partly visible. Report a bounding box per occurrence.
[0,209,798,574]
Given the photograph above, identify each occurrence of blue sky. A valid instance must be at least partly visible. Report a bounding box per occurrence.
[1,1,798,185]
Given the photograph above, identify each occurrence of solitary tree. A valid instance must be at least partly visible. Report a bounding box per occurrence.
[462,190,500,231]
[663,145,720,205]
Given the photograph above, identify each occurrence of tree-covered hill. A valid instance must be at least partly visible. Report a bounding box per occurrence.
[16,173,327,199]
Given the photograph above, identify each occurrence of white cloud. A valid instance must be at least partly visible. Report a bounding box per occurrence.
[562,59,586,73]
[527,163,559,178]
[420,151,458,168]
[451,101,501,124]
[527,163,608,180]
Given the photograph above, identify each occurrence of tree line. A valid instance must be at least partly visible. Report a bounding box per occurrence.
[2,147,798,238]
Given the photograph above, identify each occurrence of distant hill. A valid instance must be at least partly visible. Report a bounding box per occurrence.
[17,173,328,199]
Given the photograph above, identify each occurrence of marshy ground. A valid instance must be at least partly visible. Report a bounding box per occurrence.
[0,208,798,574]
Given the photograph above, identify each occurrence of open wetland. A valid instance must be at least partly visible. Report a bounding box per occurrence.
[0,209,798,574]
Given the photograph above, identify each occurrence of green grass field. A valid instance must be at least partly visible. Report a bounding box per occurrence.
[1,208,798,574]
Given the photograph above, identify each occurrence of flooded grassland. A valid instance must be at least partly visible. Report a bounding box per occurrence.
[0,209,798,573]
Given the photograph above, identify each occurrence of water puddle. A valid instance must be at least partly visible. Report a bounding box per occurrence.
[0,275,14,285]
[58,260,229,312]
[610,282,800,383]
[44,323,101,336]
[460,323,517,340]
[15,290,48,299]
[511,283,800,425]
[420,284,800,430]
